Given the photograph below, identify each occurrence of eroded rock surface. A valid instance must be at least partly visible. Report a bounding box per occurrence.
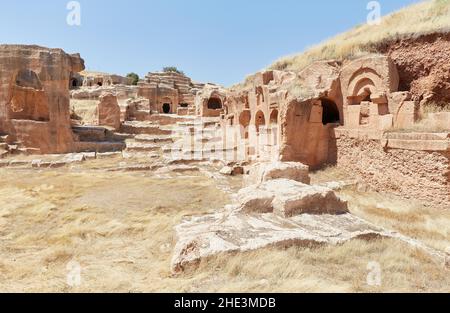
[245,161,311,186]
[172,163,355,272]
[171,211,386,273]
[239,179,348,217]
[0,45,85,154]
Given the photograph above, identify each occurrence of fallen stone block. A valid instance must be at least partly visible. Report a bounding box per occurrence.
[271,181,349,217]
[238,179,348,217]
[246,161,310,186]
[237,187,275,213]
[219,165,245,176]
[61,153,86,163]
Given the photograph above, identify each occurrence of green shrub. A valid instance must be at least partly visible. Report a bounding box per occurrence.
[126,73,139,85]
[162,67,184,75]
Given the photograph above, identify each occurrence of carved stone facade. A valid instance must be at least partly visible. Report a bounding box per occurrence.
[138,72,204,115]
[0,45,85,154]
[214,55,448,207]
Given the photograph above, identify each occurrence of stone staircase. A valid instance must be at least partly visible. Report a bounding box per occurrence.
[122,120,181,157]
[120,121,173,136]
[161,117,229,162]
[72,126,127,153]
[0,115,230,168]
[120,115,226,163]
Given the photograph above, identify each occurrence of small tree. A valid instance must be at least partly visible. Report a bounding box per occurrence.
[126,72,139,85]
[162,67,184,75]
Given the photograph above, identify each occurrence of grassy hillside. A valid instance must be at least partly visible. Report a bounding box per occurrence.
[269,0,450,72]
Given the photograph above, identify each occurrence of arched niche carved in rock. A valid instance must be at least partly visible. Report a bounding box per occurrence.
[8,69,49,122]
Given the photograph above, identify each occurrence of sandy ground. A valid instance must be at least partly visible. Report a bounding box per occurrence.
[0,160,448,292]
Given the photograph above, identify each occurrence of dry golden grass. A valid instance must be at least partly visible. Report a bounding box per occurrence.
[0,161,448,292]
[423,102,450,113]
[269,0,450,72]
[311,166,450,252]
[0,165,230,292]
[343,190,450,252]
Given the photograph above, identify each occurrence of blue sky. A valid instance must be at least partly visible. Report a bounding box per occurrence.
[0,0,420,86]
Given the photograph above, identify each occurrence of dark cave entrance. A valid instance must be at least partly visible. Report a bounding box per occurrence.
[321,99,340,125]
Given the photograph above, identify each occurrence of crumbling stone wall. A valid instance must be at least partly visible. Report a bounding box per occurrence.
[336,136,450,209]
[195,84,227,117]
[72,71,131,88]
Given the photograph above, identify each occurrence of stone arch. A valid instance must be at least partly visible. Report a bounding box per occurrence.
[352,78,376,100]
[321,98,340,125]
[256,86,264,106]
[71,78,79,88]
[161,97,173,114]
[162,103,171,114]
[239,110,251,139]
[347,68,383,105]
[255,110,266,133]
[207,97,222,110]
[270,109,279,125]
[269,109,280,147]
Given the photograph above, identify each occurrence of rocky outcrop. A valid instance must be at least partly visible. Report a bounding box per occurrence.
[172,162,352,272]
[219,165,244,176]
[171,169,446,272]
[171,205,448,273]
[171,210,386,273]
[0,45,85,154]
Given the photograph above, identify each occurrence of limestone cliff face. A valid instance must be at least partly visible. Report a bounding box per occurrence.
[0,45,85,153]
